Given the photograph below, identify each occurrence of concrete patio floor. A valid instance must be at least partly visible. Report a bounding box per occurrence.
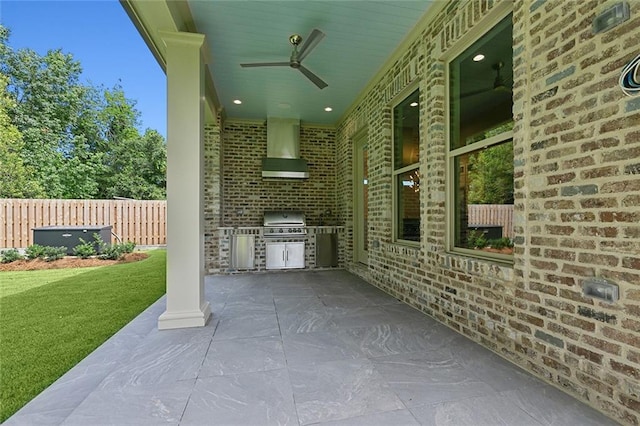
[6,270,618,425]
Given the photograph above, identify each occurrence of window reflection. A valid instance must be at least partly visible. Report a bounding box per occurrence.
[449,14,514,257]
[394,90,420,169]
[397,169,420,241]
[393,89,420,243]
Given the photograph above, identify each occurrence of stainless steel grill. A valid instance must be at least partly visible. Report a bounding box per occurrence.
[263,210,307,237]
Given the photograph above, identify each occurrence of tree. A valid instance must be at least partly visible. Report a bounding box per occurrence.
[0,73,44,197]
[57,85,105,198]
[0,24,167,200]
[94,87,166,199]
[467,141,514,204]
[2,39,88,198]
[96,128,167,200]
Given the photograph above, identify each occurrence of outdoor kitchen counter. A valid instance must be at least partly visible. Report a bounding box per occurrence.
[213,226,345,274]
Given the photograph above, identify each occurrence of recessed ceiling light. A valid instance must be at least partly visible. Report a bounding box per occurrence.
[410,102,418,107]
[233,99,242,105]
[324,107,333,112]
[473,54,485,62]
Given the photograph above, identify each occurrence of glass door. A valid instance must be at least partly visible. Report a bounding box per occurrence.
[354,132,368,264]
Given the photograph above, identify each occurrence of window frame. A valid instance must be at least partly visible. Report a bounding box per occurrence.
[391,85,421,246]
[353,127,369,265]
[444,4,514,264]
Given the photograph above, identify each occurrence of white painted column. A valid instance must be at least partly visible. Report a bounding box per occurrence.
[158,31,211,330]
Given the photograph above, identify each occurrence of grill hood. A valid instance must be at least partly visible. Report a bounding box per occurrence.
[262,117,309,179]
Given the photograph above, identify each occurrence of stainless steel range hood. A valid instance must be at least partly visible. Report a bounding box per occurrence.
[262,117,309,179]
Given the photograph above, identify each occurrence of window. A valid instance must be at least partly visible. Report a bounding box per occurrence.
[393,89,420,242]
[448,14,513,260]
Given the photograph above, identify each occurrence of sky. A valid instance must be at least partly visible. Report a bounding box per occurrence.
[1,0,167,138]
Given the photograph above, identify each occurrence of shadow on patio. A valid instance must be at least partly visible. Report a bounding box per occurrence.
[6,270,617,425]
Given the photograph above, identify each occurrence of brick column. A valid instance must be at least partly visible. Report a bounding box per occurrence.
[157,31,211,329]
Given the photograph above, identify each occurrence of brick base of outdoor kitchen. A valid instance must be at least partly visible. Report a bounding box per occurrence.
[214,226,344,274]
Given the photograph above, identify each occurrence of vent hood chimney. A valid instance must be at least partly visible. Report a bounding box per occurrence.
[262,117,309,179]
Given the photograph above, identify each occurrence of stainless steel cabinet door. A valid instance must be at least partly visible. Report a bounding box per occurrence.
[266,242,286,270]
[231,235,255,269]
[266,241,305,269]
[285,241,305,269]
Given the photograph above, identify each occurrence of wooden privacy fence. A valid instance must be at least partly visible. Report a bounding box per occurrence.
[468,204,514,238]
[0,199,167,249]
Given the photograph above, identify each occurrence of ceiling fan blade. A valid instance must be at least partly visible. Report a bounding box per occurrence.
[298,65,328,89]
[495,78,513,91]
[297,29,325,61]
[240,62,290,68]
[460,87,493,98]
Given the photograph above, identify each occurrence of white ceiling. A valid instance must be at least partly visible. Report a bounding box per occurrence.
[187,1,435,125]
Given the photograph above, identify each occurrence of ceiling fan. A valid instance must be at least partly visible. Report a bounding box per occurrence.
[240,29,328,89]
[461,61,511,98]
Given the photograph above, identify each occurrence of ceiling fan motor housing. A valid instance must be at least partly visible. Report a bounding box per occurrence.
[289,34,302,46]
[289,34,302,68]
[493,61,506,90]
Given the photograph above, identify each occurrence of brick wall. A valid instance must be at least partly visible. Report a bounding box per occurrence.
[336,0,640,424]
[515,1,640,422]
[220,120,337,227]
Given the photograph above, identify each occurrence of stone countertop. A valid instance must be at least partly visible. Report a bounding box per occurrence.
[219,225,345,230]
[218,226,261,230]
[218,226,345,237]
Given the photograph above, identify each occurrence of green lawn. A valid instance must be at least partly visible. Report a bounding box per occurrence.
[1,267,103,297]
[0,250,166,422]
